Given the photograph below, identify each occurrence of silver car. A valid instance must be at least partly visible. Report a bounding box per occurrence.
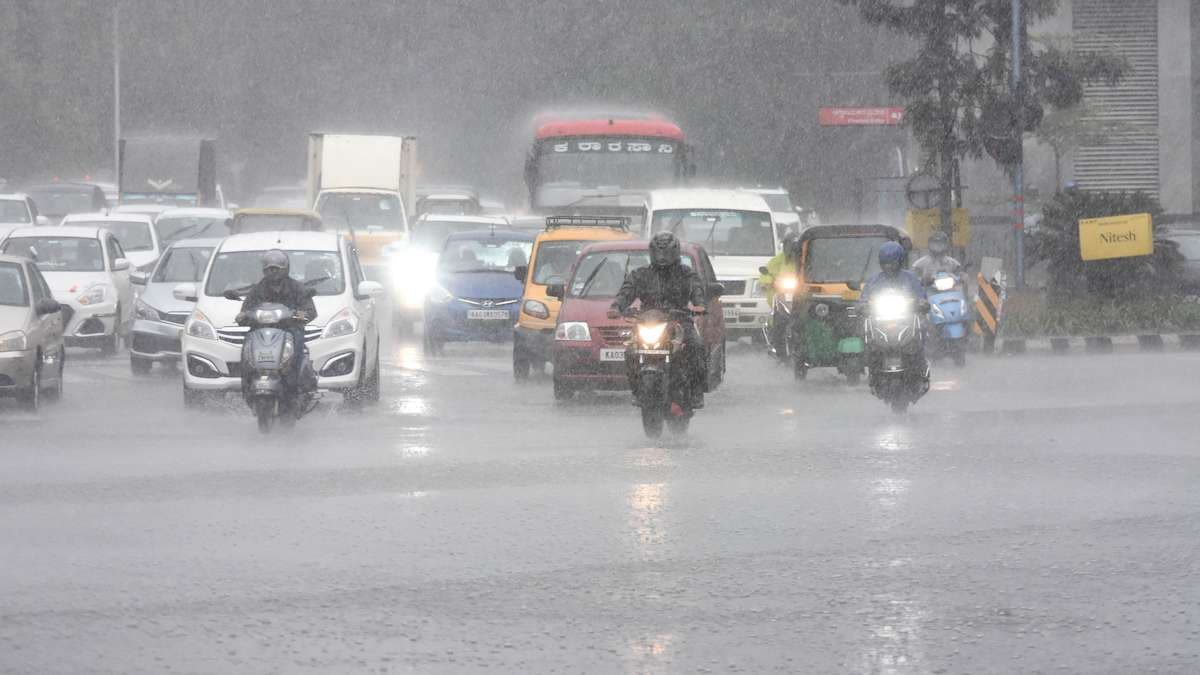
[129,239,219,375]
[0,254,66,410]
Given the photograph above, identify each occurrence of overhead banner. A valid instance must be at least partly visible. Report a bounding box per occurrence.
[1078,213,1153,261]
[905,208,972,248]
[819,107,905,126]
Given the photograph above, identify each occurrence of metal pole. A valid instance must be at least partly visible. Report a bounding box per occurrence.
[1012,0,1025,289]
[113,2,120,191]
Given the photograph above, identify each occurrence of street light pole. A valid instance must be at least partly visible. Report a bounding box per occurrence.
[113,2,121,190]
[1012,0,1026,289]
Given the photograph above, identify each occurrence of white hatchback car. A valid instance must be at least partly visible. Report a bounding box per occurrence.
[60,212,163,273]
[0,226,134,353]
[178,231,384,406]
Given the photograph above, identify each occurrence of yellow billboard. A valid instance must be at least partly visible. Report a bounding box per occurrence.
[1078,213,1153,261]
[906,208,971,248]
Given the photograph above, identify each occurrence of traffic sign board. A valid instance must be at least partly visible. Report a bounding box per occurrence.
[819,107,905,126]
[905,173,943,210]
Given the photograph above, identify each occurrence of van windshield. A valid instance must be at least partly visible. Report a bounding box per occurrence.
[651,209,774,256]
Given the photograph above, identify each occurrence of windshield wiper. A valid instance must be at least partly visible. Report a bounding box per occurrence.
[163,221,209,242]
[577,256,610,297]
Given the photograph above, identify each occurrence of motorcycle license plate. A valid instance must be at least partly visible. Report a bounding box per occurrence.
[723,306,739,320]
[600,348,626,362]
[884,355,904,370]
[467,309,509,320]
[782,292,794,303]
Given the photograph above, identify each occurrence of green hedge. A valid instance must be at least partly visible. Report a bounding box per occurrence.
[999,292,1200,338]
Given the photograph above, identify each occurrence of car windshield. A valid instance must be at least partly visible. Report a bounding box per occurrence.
[418,198,477,216]
[251,189,307,209]
[804,236,889,283]
[69,220,154,251]
[569,251,693,298]
[760,193,793,212]
[233,214,316,233]
[412,220,496,250]
[27,188,93,216]
[651,209,775,256]
[2,236,104,272]
[0,262,28,306]
[317,193,406,231]
[204,250,345,297]
[156,216,230,243]
[532,240,590,285]
[0,200,30,223]
[440,238,531,273]
[153,246,214,283]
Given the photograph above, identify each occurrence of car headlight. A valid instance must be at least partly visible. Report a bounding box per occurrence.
[637,322,667,346]
[871,293,912,322]
[428,284,454,304]
[322,307,359,338]
[77,284,107,306]
[186,309,217,340]
[0,330,28,352]
[381,242,408,257]
[134,298,159,321]
[523,299,549,319]
[555,321,591,341]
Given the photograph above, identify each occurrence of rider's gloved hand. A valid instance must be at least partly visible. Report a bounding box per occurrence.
[293,310,310,321]
[689,303,708,315]
[606,308,622,320]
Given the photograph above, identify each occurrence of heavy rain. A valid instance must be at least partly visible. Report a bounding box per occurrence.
[1,1,1198,673]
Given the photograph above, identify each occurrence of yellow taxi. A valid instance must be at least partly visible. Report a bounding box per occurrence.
[512,216,636,379]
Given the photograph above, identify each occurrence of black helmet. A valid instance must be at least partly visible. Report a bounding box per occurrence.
[649,232,681,269]
[878,241,905,273]
[782,231,801,258]
[928,231,950,256]
[261,249,290,273]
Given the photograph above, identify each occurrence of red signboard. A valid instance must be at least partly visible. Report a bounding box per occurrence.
[819,107,905,126]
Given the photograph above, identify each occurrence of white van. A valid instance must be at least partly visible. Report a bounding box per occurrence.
[645,189,778,341]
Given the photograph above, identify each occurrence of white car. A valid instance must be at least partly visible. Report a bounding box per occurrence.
[60,212,163,272]
[645,188,779,341]
[113,203,174,220]
[0,226,134,353]
[0,193,48,234]
[177,231,384,406]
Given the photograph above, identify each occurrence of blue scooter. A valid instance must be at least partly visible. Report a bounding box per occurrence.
[925,271,970,366]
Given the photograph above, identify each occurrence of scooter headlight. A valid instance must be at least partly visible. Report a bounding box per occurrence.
[637,322,667,347]
[933,276,955,292]
[871,293,912,322]
[776,276,798,292]
[280,333,295,366]
[254,307,288,325]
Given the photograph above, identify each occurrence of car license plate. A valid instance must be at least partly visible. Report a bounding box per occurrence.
[467,309,509,320]
[600,348,626,362]
[723,306,739,320]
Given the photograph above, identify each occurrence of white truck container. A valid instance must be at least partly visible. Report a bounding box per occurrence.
[305,133,419,220]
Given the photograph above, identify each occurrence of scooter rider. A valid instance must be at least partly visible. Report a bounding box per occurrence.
[608,232,708,408]
[759,231,801,361]
[861,241,930,379]
[236,249,318,392]
[912,231,962,284]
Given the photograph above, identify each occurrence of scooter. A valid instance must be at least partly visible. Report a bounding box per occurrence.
[925,271,970,367]
[864,290,930,414]
[223,291,318,433]
[626,308,700,438]
[758,269,798,362]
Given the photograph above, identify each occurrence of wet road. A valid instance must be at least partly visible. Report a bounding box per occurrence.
[2,341,1199,673]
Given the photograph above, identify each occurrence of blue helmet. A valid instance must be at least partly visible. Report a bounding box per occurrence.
[878,241,905,269]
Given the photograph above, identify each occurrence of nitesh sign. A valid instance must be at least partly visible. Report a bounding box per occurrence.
[819,107,905,126]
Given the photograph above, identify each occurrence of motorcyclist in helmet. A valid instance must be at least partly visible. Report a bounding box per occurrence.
[860,240,929,379]
[608,232,709,408]
[236,249,318,393]
[758,231,801,362]
[911,231,963,284]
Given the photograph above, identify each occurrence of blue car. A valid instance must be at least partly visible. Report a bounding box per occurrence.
[424,229,535,354]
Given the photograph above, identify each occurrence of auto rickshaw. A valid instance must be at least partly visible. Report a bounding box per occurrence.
[787,224,911,383]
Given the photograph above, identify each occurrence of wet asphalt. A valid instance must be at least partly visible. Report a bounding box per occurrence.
[1,337,1198,673]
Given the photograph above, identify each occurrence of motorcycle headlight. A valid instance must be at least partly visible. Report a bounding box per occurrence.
[555,321,591,341]
[134,298,159,321]
[77,284,107,306]
[933,276,955,292]
[0,330,28,352]
[428,284,454,304]
[186,309,217,340]
[871,293,912,322]
[776,276,798,292]
[322,307,359,338]
[637,322,667,346]
[523,299,549,319]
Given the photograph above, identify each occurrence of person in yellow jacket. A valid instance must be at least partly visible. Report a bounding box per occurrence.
[758,231,800,361]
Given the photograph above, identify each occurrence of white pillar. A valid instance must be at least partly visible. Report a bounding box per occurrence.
[1159,0,1193,213]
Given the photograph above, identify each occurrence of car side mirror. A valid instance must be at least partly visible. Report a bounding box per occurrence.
[758,266,769,275]
[174,282,198,302]
[513,265,528,282]
[846,280,861,292]
[36,215,50,226]
[113,257,130,271]
[357,280,385,298]
[545,283,564,300]
[130,271,149,285]
[708,282,725,298]
[34,298,61,315]
[222,289,242,301]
